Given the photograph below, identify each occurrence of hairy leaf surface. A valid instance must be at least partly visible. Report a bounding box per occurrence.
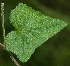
[5,3,68,63]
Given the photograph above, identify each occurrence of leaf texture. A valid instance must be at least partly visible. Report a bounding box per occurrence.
[5,3,68,63]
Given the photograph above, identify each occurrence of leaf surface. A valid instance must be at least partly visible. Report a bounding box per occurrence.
[5,3,68,63]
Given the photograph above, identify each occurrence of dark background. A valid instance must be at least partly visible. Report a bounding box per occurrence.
[0,0,70,66]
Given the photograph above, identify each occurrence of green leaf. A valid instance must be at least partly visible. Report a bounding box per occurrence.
[5,3,68,63]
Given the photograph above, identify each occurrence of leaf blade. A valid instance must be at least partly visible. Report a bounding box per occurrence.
[5,3,68,63]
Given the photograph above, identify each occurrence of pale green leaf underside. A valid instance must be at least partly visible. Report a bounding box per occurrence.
[5,3,68,63]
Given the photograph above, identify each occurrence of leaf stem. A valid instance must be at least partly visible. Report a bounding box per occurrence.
[0,43,20,66]
[1,3,5,47]
[10,53,20,66]
[0,43,5,49]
